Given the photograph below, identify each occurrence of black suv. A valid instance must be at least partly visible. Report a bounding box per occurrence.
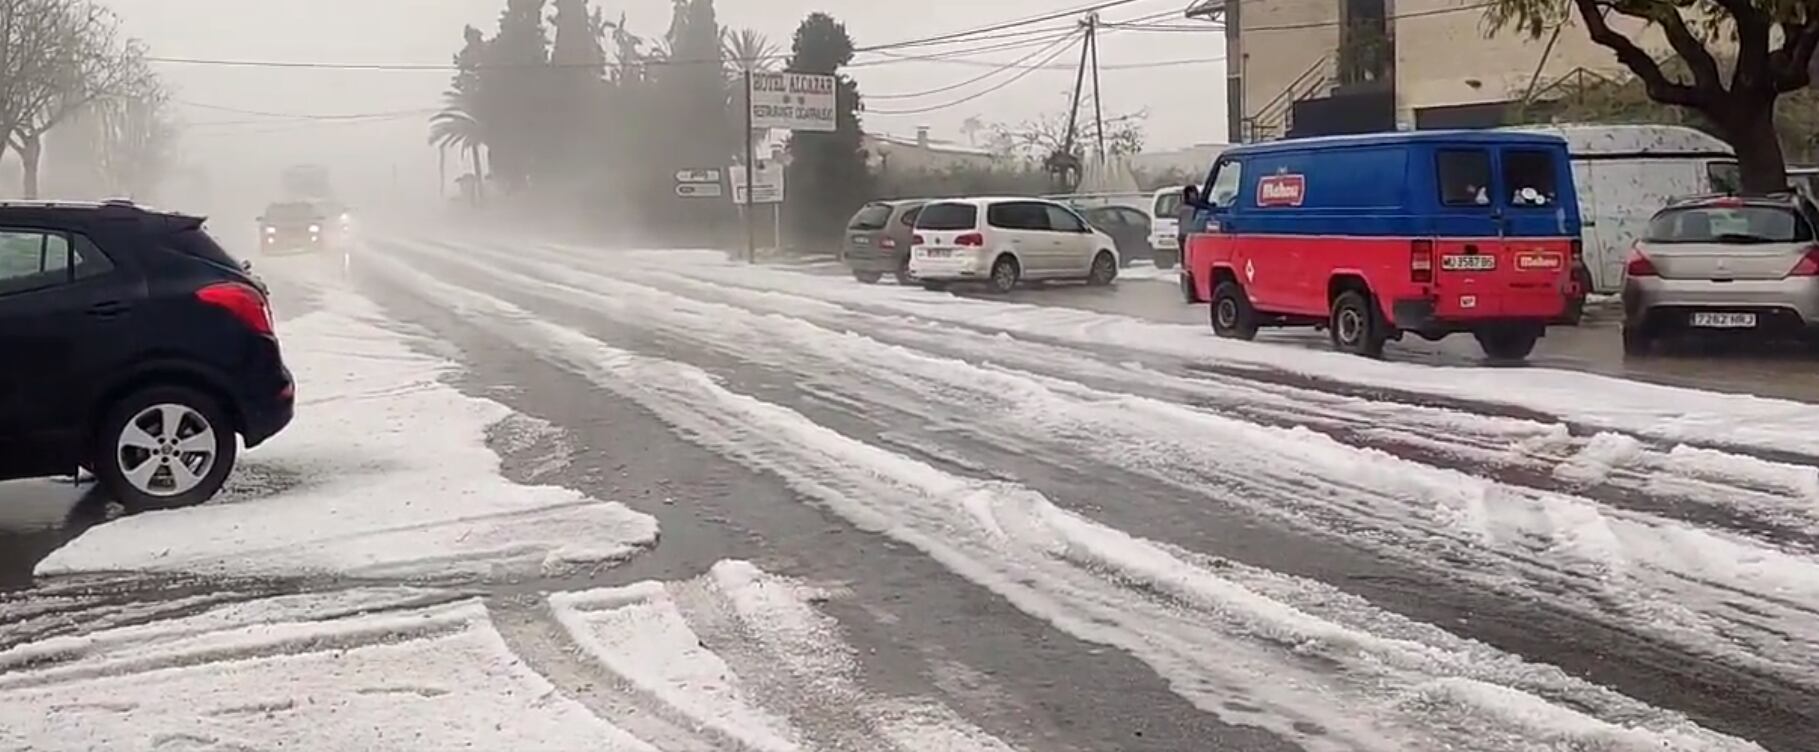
[0,201,294,508]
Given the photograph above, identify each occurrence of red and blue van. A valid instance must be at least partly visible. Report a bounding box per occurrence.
[1181,131,1582,360]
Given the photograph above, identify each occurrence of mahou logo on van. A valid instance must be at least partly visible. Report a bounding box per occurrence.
[1257,174,1307,207]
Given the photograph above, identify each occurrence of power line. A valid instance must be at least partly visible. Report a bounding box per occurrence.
[177,99,431,121]
[867,31,1084,99]
[1246,1,1495,32]
[855,0,1148,52]
[867,31,1085,116]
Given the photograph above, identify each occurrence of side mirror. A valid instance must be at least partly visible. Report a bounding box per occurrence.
[255,216,266,223]
[1182,185,1204,209]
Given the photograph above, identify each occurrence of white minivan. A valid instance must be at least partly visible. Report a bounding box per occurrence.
[909,197,1120,293]
[1509,124,1739,295]
[1148,187,1186,270]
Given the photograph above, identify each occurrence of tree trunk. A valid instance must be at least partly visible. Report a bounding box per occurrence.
[1720,102,1788,193]
[19,134,42,200]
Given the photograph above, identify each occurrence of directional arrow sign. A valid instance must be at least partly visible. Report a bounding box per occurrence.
[675,168,722,183]
[676,183,725,199]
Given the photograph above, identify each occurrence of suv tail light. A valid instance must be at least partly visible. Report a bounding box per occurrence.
[197,282,275,336]
[1791,246,1819,276]
[911,233,925,246]
[1410,239,1433,283]
[1625,246,1659,278]
[956,232,985,247]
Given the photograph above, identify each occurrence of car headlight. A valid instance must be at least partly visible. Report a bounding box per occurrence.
[308,224,321,234]
[264,226,276,235]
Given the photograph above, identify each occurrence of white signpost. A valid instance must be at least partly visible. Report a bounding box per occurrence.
[727,161,783,205]
[675,182,724,199]
[674,168,723,184]
[742,70,837,261]
[748,72,838,133]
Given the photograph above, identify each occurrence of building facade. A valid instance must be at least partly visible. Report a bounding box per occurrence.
[1189,0,1672,142]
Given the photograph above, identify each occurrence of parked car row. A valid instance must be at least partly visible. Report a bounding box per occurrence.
[845,196,1122,293]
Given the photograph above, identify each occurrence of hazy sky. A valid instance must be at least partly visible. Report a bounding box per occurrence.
[104,0,1226,212]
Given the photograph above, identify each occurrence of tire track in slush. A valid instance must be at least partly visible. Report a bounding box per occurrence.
[360,244,1769,752]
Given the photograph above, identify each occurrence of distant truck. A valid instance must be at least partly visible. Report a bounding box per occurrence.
[280,164,335,202]
[1183,130,1580,361]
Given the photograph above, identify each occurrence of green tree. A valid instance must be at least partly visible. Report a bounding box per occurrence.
[481,0,552,190]
[785,12,869,248]
[549,0,607,185]
[1486,0,1819,191]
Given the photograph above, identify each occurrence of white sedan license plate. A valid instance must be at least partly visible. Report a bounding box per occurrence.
[1441,254,1497,271]
[1691,312,1757,328]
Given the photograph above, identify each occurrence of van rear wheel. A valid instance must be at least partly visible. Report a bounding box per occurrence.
[1330,290,1387,358]
[1476,326,1542,361]
[1210,282,1258,340]
[988,256,1020,293]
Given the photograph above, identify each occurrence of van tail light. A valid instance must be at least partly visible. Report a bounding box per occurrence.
[1410,239,1434,283]
[1625,246,1659,278]
[1570,238,1584,266]
[911,234,925,246]
[880,238,897,250]
[197,282,275,336]
[1790,246,1819,276]
[956,232,985,247]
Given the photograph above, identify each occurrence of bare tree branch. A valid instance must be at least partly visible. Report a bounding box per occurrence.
[1772,18,1819,91]
[1604,2,1725,96]
[1571,0,1709,107]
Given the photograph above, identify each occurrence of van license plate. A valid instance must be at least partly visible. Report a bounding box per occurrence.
[924,248,954,258]
[1442,254,1497,271]
[1691,312,1756,328]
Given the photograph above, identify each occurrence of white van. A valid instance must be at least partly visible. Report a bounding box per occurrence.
[1148,187,1185,270]
[1508,124,1739,294]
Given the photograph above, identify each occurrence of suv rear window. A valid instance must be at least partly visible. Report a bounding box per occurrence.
[847,203,893,231]
[917,203,977,231]
[1647,205,1812,244]
[1154,191,1182,217]
[165,227,243,270]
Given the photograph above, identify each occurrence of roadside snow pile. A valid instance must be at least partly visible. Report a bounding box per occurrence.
[36,287,658,579]
[549,561,1020,752]
[0,595,655,752]
[1116,261,1180,283]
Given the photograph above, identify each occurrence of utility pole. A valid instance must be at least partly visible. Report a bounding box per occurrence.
[744,69,757,264]
[1061,22,1091,163]
[1088,13,1105,161]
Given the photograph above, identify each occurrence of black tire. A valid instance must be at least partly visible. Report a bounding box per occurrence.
[1475,326,1542,361]
[921,280,949,292]
[853,270,883,284]
[988,255,1020,294]
[894,260,912,286]
[1180,271,1201,303]
[1154,252,1177,270]
[1087,251,1118,286]
[93,385,238,511]
[1622,326,1652,356]
[1329,290,1387,358]
[1210,281,1259,340]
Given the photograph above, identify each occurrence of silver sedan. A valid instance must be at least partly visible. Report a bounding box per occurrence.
[1621,194,1819,354]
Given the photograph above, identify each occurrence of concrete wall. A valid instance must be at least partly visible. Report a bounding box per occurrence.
[1234,0,1341,135]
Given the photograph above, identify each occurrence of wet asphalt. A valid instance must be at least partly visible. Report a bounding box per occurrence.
[4,245,1819,751]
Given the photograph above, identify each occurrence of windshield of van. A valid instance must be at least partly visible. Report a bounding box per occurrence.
[917,202,978,230]
[848,203,893,231]
[1647,205,1810,244]
[1207,162,1242,208]
[1154,191,1183,217]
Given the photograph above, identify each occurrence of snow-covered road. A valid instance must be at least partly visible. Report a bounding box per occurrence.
[3,232,1817,751]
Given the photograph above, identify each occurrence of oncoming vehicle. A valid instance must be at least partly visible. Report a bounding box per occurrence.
[1621,193,1819,354]
[909,197,1119,293]
[1149,187,1185,269]
[0,201,294,508]
[258,201,331,253]
[844,199,924,285]
[1183,130,1581,360]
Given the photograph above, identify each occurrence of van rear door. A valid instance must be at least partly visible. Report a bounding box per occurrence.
[1432,148,1503,313]
[1495,147,1574,313]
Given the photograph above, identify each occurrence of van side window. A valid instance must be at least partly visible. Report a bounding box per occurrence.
[1045,204,1088,233]
[1437,150,1493,207]
[1207,160,1242,208]
[1502,150,1557,207]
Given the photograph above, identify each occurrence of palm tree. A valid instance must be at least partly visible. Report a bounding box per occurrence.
[720,29,778,76]
[428,89,489,204]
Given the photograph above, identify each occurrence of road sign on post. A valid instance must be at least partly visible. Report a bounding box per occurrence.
[728,161,783,205]
[675,168,722,184]
[749,71,837,133]
[675,183,724,198]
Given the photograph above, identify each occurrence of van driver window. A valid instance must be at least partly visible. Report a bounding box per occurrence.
[1502,150,1557,207]
[1207,160,1242,208]
[1437,150,1492,207]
